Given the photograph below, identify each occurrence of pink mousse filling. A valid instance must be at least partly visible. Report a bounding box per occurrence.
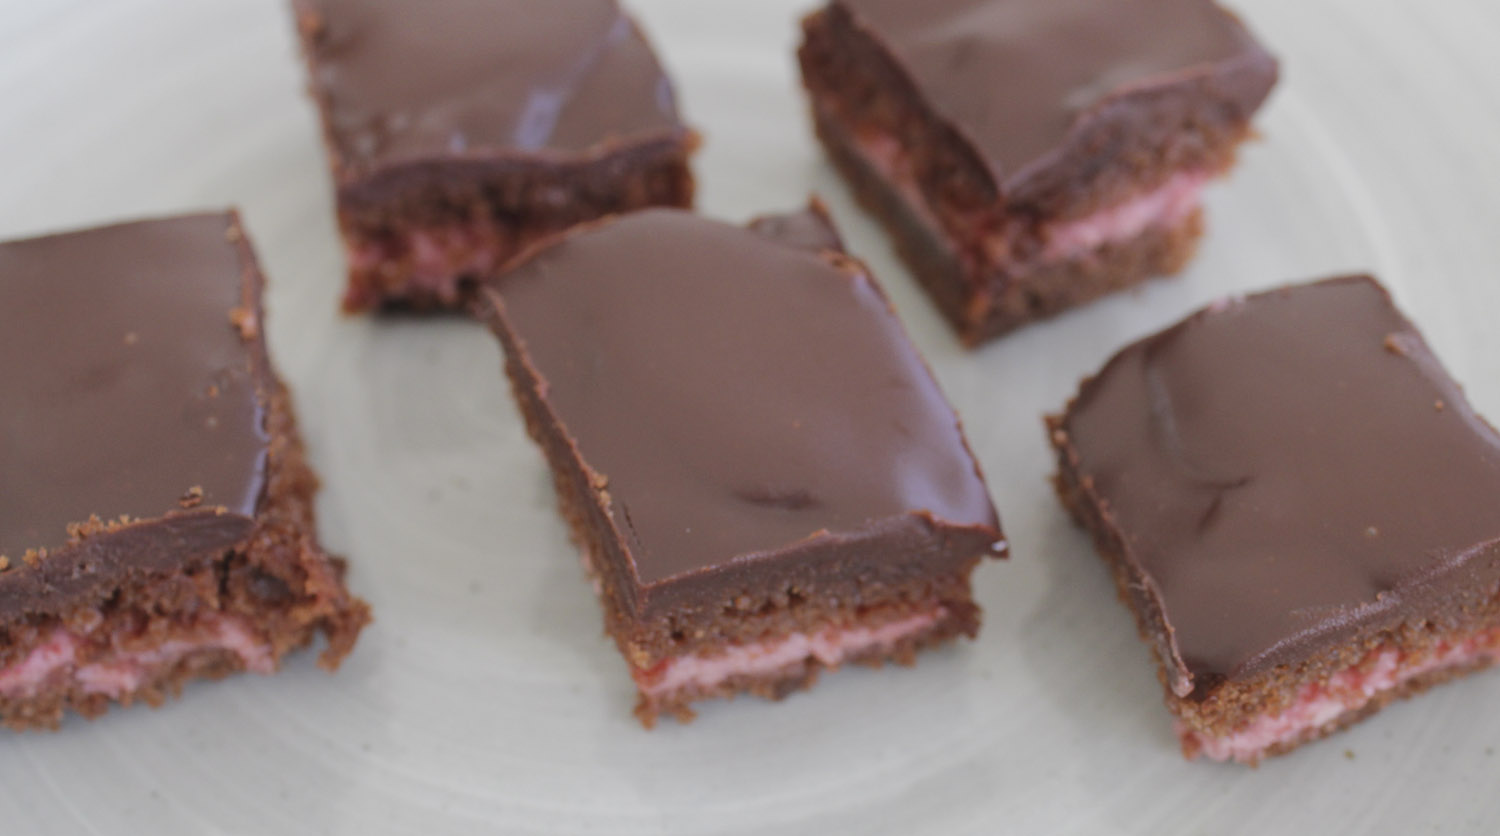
[349,224,505,300]
[0,615,275,701]
[1039,171,1207,261]
[1180,633,1500,763]
[633,608,944,698]
[849,126,1207,264]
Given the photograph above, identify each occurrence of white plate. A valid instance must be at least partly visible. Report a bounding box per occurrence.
[3,1,1500,833]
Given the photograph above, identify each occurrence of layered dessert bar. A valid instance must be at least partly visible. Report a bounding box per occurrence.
[1048,276,1500,763]
[799,0,1279,345]
[478,205,1005,725]
[0,212,370,730]
[293,0,697,312]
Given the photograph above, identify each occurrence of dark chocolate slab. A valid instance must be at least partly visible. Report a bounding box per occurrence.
[483,208,1001,610]
[1055,276,1500,694]
[295,0,684,176]
[0,213,270,614]
[834,0,1277,190]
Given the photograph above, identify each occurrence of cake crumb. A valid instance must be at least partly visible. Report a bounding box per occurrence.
[22,548,45,568]
[1435,400,1446,412]
[124,331,139,346]
[229,305,259,340]
[1343,749,1355,760]
[225,224,244,244]
[0,556,9,572]
[180,486,205,508]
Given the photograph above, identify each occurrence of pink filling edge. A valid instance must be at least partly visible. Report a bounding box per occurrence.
[1038,171,1207,260]
[1179,633,1500,763]
[349,224,504,301]
[850,127,1208,266]
[633,608,944,699]
[0,615,275,702]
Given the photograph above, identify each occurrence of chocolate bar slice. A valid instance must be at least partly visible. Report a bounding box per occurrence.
[1049,276,1500,763]
[478,204,1005,725]
[293,0,698,312]
[0,212,369,730]
[799,0,1278,345]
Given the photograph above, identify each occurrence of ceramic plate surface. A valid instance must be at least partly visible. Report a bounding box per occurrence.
[3,1,1500,833]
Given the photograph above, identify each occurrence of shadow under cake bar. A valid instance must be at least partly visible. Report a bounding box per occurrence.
[1048,276,1500,763]
[799,0,1279,346]
[0,212,369,730]
[478,204,1005,725]
[292,0,698,313]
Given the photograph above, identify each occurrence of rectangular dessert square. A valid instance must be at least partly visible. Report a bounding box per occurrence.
[1048,276,1500,763]
[799,0,1279,346]
[0,212,369,730]
[478,204,1005,725]
[292,0,698,313]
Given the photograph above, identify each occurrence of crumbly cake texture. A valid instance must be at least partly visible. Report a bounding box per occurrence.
[292,0,697,313]
[478,205,1005,725]
[1048,276,1500,763]
[798,0,1278,346]
[0,212,369,731]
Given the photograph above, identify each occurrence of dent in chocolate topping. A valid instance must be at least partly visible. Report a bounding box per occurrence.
[297,0,685,173]
[1059,276,1500,692]
[0,213,269,606]
[834,0,1277,188]
[485,209,1000,592]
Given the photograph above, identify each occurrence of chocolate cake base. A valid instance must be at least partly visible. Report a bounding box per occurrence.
[0,380,370,731]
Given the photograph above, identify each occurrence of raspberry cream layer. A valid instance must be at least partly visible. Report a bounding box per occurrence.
[1180,630,1500,763]
[839,115,1209,268]
[633,608,943,698]
[0,615,274,702]
[345,222,517,309]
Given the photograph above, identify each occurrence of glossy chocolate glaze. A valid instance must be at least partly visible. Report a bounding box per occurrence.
[0,213,269,617]
[484,208,1001,611]
[834,0,1277,191]
[747,199,845,254]
[1057,276,1500,693]
[296,0,684,176]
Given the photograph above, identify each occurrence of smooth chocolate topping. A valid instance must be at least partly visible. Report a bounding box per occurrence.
[297,0,684,173]
[834,0,1277,189]
[487,209,1001,593]
[747,200,845,254]
[1059,276,1500,691]
[0,214,268,596]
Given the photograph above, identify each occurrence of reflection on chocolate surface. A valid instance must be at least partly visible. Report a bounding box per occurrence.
[835,0,1277,188]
